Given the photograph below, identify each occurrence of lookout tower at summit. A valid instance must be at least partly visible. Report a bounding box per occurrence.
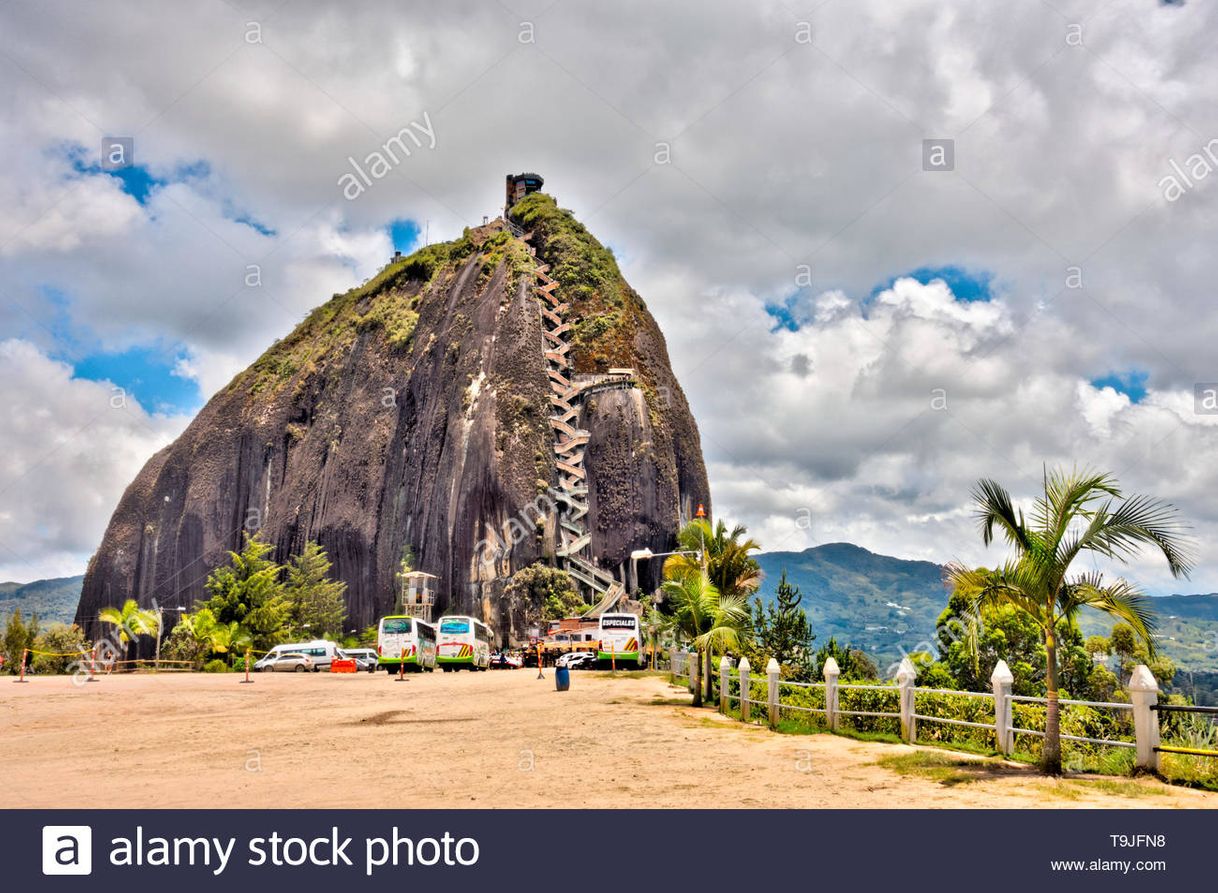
[505,172,544,215]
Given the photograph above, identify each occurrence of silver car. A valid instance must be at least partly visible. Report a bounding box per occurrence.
[264,652,314,673]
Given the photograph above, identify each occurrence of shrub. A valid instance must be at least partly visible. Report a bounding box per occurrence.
[30,623,90,675]
[203,659,231,673]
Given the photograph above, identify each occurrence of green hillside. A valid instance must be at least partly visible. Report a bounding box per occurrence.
[757,544,1218,672]
[0,575,83,624]
[756,543,947,669]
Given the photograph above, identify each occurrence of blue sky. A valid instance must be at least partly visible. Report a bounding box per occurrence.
[766,264,994,332]
[73,346,202,415]
[389,218,421,253]
[1091,369,1149,403]
[47,145,420,415]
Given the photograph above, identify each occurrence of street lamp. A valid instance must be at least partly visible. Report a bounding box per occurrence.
[629,548,699,595]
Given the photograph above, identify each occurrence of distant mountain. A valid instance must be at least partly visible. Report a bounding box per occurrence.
[0,575,84,625]
[757,543,1218,672]
[756,543,947,670]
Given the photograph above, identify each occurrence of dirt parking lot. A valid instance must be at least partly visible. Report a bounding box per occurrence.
[2,669,1214,809]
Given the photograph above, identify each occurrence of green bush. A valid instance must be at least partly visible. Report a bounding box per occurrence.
[203,659,232,673]
[30,623,90,675]
[1008,699,1137,773]
[912,690,996,752]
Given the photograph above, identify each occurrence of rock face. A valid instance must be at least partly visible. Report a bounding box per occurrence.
[76,191,709,642]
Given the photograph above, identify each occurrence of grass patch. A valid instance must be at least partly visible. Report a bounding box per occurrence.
[510,192,661,411]
[649,697,691,707]
[875,751,1016,787]
[237,233,475,396]
[1034,777,1162,802]
[588,670,659,680]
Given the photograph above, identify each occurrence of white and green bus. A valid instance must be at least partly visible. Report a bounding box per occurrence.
[597,612,642,668]
[436,615,493,671]
[377,616,437,673]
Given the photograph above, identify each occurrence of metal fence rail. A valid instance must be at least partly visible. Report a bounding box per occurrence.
[913,714,994,731]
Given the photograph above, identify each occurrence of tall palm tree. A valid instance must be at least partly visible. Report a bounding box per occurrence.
[945,468,1193,774]
[664,518,761,700]
[662,569,748,707]
[97,598,159,661]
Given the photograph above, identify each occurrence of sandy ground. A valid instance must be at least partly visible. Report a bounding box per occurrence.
[1,669,1214,809]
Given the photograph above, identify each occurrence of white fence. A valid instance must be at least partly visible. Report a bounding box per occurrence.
[670,651,1192,771]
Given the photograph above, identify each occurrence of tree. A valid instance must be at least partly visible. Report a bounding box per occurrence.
[200,532,290,651]
[813,636,879,681]
[170,608,251,664]
[2,608,40,674]
[664,517,761,701]
[1100,622,1176,686]
[945,468,1193,774]
[933,589,1095,697]
[641,606,671,670]
[285,541,347,639]
[750,570,815,679]
[662,569,747,707]
[504,563,584,627]
[31,624,90,674]
[160,616,209,666]
[97,598,158,660]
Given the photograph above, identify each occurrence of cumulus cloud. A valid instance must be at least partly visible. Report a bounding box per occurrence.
[1,0,1217,593]
[0,340,187,580]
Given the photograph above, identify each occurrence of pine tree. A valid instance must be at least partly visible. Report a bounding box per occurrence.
[285,541,348,639]
[201,532,290,650]
[751,570,815,679]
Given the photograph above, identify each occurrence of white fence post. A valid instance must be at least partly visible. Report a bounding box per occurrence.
[1129,664,1161,772]
[823,657,840,732]
[738,657,751,722]
[991,660,1014,756]
[719,656,730,714]
[896,656,916,744]
[670,650,677,675]
[767,658,780,729]
[687,651,697,694]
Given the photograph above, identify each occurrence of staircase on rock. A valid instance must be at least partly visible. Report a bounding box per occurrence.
[509,217,633,615]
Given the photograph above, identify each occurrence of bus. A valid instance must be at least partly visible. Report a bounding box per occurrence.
[436,615,493,671]
[597,613,642,668]
[376,616,437,673]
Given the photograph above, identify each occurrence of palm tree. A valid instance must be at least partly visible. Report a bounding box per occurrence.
[662,569,748,707]
[945,468,1193,774]
[664,518,761,701]
[180,608,251,664]
[642,606,670,670]
[97,598,159,661]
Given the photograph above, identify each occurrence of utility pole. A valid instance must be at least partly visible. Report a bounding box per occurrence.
[155,605,163,672]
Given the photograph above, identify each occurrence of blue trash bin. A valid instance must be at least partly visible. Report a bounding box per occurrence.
[555,665,570,691]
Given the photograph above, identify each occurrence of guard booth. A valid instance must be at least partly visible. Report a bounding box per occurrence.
[397,571,436,623]
[505,172,544,214]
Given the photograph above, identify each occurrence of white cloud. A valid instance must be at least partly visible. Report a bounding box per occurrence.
[0,0,1217,596]
[0,339,187,581]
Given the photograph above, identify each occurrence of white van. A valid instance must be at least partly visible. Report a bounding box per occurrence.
[254,639,341,672]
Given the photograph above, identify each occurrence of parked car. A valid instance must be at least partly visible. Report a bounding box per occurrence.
[341,648,378,673]
[556,651,597,670]
[490,652,522,670]
[261,652,314,673]
[254,639,341,671]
